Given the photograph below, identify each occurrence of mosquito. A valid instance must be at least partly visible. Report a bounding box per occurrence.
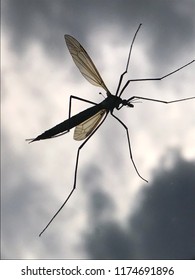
[27,23,195,236]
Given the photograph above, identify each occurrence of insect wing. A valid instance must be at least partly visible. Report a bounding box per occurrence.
[74,109,107,141]
[65,35,109,93]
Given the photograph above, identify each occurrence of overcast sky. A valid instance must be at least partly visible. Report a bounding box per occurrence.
[1,0,195,259]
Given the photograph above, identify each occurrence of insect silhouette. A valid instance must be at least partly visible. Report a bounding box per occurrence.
[27,24,195,236]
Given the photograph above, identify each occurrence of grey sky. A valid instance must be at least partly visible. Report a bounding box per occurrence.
[1,0,195,259]
[84,153,195,259]
[3,0,195,65]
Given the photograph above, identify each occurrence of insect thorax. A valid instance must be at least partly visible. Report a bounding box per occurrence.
[101,94,123,111]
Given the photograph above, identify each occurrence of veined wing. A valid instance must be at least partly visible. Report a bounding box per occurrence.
[74,109,107,141]
[65,35,110,94]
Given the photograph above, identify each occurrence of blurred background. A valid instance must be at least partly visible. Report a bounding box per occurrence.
[1,0,195,259]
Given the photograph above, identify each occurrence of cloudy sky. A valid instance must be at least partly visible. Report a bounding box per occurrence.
[1,0,195,259]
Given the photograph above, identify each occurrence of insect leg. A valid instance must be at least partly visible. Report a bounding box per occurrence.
[128,95,195,104]
[39,112,108,236]
[115,24,142,96]
[68,95,98,121]
[119,59,195,97]
[111,112,148,183]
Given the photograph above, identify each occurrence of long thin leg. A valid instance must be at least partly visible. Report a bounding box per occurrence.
[68,95,97,121]
[128,95,195,104]
[111,112,148,183]
[39,112,108,236]
[119,59,195,97]
[115,24,142,96]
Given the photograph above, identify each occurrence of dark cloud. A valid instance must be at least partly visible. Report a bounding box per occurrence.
[130,153,195,259]
[82,184,136,259]
[85,220,136,259]
[84,152,195,259]
[3,0,195,66]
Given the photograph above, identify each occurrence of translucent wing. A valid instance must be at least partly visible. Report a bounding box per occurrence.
[74,109,107,141]
[65,35,110,94]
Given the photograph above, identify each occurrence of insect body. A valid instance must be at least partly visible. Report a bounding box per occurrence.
[30,94,133,142]
[27,24,195,236]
